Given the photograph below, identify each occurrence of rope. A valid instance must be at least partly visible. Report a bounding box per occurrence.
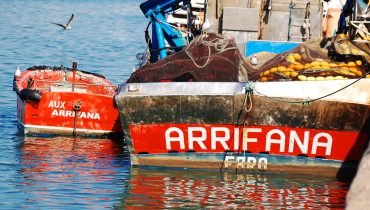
[185,33,238,68]
[185,44,211,68]
[242,82,254,113]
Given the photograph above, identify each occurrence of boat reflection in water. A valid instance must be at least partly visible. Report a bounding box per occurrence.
[18,136,129,209]
[121,168,348,209]
[17,136,348,208]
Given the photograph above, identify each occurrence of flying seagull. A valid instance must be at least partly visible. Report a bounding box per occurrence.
[53,14,74,30]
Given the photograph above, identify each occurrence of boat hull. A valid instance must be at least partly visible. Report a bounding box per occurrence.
[17,92,122,137]
[115,79,370,174]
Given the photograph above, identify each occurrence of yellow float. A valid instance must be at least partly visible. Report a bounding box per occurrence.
[298,75,307,81]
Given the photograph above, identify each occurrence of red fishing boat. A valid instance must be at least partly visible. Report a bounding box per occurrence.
[13,63,122,137]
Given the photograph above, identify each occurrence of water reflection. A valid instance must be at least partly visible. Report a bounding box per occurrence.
[18,136,130,209]
[14,136,349,209]
[121,169,348,209]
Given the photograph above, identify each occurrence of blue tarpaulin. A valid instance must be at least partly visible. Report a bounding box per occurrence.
[245,41,300,57]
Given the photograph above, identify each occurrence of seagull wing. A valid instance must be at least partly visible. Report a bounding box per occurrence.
[52,23,66,29]
[66,14,74,27]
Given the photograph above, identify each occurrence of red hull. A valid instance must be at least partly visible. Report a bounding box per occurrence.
[129,124,368,162]
[130,124,369,161]
[14,66,122,137]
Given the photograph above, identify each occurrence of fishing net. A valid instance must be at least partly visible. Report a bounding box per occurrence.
[127,33,249,82]
[127,33,370,83]
[252,36,370,82]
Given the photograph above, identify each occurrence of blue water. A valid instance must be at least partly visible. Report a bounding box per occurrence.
[0,0,350,208]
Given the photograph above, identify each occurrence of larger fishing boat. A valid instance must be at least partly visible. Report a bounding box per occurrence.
[115,0,370,176]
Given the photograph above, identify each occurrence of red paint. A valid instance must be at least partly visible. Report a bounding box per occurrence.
[21,137,123,179]
[128,171,346,208]
[15,68,122,135]
[129,124,369,161]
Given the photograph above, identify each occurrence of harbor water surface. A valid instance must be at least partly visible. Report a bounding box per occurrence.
[0,0,350,208]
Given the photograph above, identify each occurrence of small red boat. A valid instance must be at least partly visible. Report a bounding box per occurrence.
[13,63,122,137]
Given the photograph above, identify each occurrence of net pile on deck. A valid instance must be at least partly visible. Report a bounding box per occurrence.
[127,33,249,83]
[128,33,369,83]
[253,35,370,82]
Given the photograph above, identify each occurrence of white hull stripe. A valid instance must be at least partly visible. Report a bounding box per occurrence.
[119,80,370,105]
[18,121,114,134]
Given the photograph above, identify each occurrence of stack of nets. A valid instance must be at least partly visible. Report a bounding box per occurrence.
[253,35,370,82]
[128,33,369,83]
[127,33,249,83]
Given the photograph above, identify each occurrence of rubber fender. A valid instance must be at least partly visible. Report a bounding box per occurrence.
[13,79,18,92]
[19,89,42,102]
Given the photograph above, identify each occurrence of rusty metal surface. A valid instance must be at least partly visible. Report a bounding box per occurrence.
[119,92,370,131]
[235,95,370,131]
[117,80,370,131]
[118,95,233,125]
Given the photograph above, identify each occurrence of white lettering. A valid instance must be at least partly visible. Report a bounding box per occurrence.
[60,101,65,109]
[49,101,66,109]
[94,113,100,120]
[59,110,65,116]
[165,127,185,150]
[289,131,309,154]
[258,158,268,171]
[48,101,54,108]
[80,112,86,118]
[311,133,333,155]
[188,127,207,150]
[236,156,245,169]
[224,156,235,168]
[266,129,285,152]
[51,109,58,116]
[65,111,73,117]
[246,157,257,169]
[233,128,240,150]
[211,127,230,150]
[50,109,101,120]
[163,126,334,156]
[243,128,261,150]
[224,156,268,171]
[87,112,94,119]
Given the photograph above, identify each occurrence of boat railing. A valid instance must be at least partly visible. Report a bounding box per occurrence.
[30,79,118,95]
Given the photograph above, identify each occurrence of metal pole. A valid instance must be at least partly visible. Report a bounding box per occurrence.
[288,0,293,41]
[72,62,77,92]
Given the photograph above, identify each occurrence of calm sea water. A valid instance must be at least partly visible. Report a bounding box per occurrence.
[0,0,350,208]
